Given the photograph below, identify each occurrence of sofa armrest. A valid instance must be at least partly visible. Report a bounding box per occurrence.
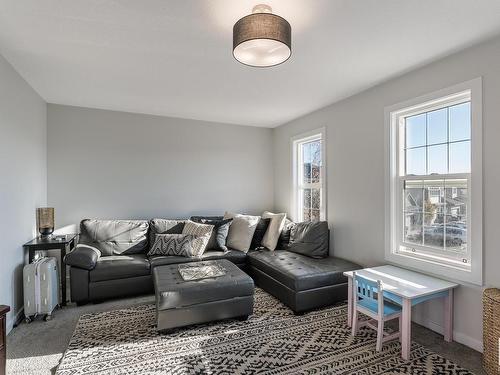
[64,244,101,271]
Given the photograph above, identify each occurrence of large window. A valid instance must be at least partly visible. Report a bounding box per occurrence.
[292,129,326,222]
[385,79,482,284]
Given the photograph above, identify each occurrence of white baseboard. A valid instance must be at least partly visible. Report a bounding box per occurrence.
[414,317,483,353]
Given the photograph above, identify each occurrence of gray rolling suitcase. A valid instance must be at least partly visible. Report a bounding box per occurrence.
[23,257,59,322]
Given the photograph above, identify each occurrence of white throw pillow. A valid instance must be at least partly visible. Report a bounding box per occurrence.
[223,212,260,253]
[261,211,287,251]
[182,220,214,257]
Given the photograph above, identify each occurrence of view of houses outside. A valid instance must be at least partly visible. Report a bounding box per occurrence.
[404,179,467,252]
[402,101,470,254]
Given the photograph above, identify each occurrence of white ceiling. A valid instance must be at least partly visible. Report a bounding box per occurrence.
[1,1,500,127]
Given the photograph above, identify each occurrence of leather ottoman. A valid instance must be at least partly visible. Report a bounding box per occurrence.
[153,259,254,331]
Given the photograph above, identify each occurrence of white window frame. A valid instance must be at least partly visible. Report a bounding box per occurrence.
[385,78,483,285]
[291,128,327,222]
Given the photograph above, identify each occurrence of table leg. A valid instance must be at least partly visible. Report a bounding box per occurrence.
[401,297,412,360]
[444,289,453,342]
[28,248,35,264]
[60,246,67,306]
[347,276,353,327]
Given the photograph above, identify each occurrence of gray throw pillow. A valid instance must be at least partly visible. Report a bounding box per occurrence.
[148,234,197,257]
[288,221,329,258]
[190,217,233,251]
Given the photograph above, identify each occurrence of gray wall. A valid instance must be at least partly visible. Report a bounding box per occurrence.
[273,35,500,351]
[47,105,274,229]
[0,55,47,331]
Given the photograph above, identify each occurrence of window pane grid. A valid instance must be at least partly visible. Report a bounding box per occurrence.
[404,101,471,176]
[405,139,471,150]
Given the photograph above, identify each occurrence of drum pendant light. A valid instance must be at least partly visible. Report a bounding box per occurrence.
[233,4,291,67]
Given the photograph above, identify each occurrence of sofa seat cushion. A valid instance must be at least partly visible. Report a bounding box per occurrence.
[90,254,151,282]
[153,259,254,310]
[203,250,247,264]
[248,250,360,291]
[149,249,247,268]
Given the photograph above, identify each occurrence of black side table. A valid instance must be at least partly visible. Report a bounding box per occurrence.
[23,234,77,306]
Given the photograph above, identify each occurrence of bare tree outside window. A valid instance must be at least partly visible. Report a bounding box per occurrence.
[295,136,323,222]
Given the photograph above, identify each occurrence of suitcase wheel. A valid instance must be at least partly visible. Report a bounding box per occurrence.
[25,316,32,324]
[44,314,52,322]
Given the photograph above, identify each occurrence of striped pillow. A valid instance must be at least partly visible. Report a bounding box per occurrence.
[182,220,214,257]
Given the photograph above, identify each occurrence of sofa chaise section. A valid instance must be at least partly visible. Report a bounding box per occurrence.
[65,217,361,313]
[248,250,361,313]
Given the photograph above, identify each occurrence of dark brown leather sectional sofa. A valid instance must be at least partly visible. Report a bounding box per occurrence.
[64,218,360,313]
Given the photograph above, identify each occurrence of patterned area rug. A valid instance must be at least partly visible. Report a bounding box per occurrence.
[56,289,474,374]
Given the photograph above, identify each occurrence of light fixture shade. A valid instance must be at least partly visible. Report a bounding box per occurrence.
[233,12,291,67]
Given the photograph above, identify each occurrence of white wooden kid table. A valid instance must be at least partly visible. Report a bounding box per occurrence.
[343,265,458,360]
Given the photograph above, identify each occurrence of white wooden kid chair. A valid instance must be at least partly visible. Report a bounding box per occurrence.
[351,272,402,351]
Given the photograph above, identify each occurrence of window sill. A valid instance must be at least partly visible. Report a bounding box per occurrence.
[385,250,482,286]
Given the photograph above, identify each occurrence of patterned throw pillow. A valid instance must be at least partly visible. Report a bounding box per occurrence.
[148,234,197,257]
[191,217,233,251]
[182,220,214,257]
[148,219,186,248]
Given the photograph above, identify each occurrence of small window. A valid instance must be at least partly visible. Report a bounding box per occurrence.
[386,78,482,285]
[292,129,326,222]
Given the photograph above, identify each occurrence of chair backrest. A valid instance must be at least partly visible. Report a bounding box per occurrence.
[354,272,383,306]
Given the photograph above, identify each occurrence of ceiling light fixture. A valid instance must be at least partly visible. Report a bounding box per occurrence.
[233,4,291,67]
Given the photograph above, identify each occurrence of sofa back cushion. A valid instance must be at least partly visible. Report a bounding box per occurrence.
[79,219,149,256]
[190,216,223,222]
[276,219,294,250]
[288,221,329,258]
[148,219,186,248]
